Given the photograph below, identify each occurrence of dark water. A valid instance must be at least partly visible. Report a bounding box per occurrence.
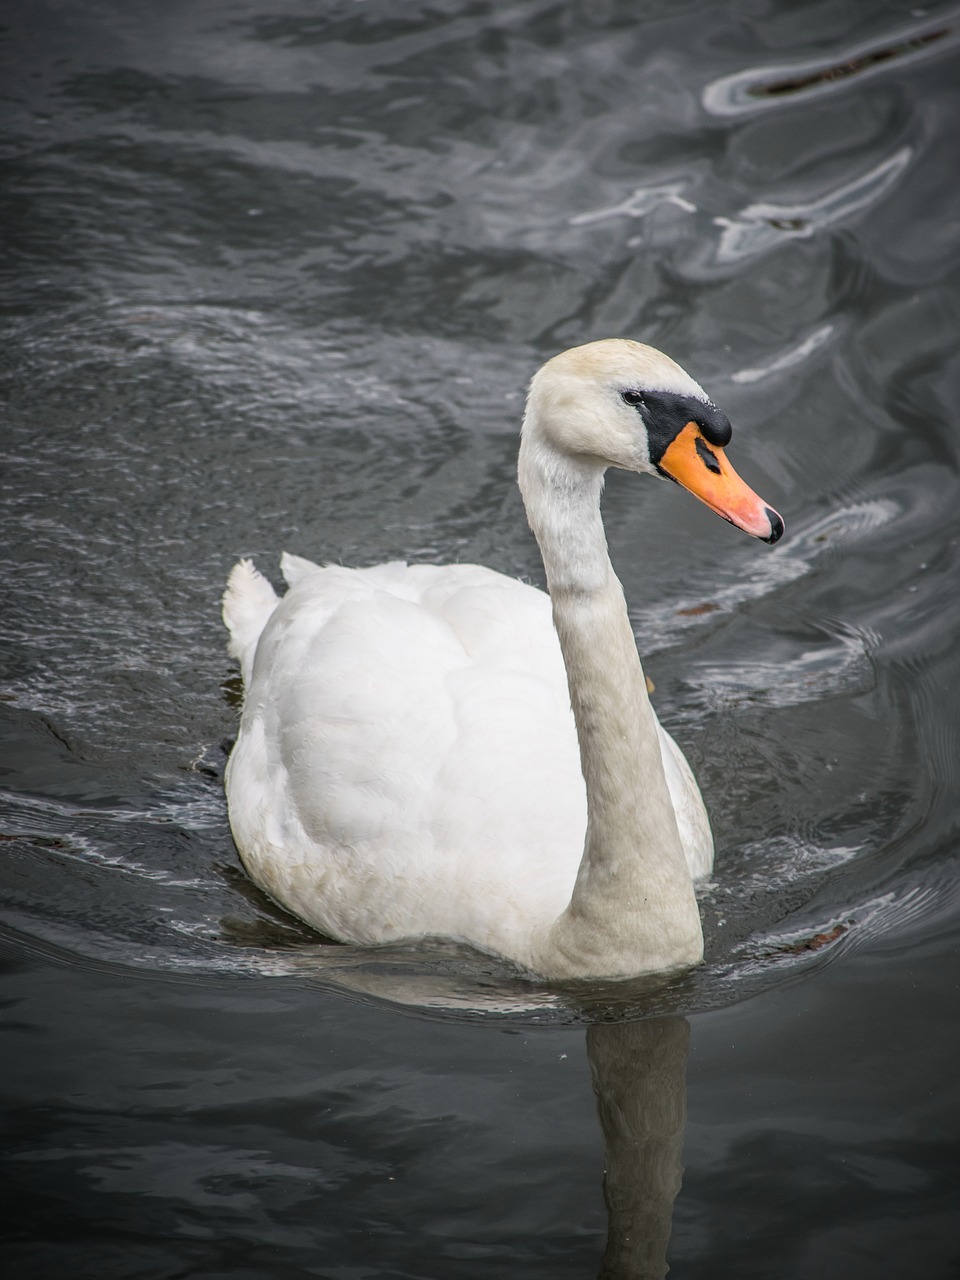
[3,1,960,1274]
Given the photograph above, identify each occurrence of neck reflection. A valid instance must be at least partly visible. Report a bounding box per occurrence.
[586,1017,689,1279]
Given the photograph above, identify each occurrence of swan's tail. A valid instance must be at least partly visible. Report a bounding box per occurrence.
[222,559,279,688]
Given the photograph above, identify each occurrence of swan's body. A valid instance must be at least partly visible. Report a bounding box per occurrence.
[224,554,712,960]
[223,340,783,979]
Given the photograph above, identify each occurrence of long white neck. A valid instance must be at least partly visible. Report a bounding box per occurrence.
[518,430,703,979]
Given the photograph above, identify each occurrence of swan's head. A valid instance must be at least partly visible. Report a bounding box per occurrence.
[523,338,783,543]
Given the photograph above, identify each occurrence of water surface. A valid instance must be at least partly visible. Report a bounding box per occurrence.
[2,1,959,1275]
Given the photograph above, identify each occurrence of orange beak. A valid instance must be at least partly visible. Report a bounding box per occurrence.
[659,422,784,543]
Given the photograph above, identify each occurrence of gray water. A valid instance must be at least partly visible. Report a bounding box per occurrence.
[2,1,959,1275]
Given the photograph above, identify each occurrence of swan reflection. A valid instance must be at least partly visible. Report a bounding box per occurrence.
[587,1017,689,1280]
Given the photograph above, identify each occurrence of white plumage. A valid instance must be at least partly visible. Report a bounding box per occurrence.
[223,340,782,979]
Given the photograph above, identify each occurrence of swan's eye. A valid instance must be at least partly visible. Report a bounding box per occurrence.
[695,435,722,474]
[620,390,645,408]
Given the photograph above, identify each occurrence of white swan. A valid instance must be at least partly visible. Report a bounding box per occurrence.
[222,339,783,979]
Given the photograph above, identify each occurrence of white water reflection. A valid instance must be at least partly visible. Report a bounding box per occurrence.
[635,499,902,651]
[685,620,878,713]
[731,323,835,385]
[712,148,912,264]
[702,11,960,116]
[570,183,697,227]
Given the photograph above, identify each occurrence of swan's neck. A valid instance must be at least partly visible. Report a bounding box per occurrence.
[518,434,703,978]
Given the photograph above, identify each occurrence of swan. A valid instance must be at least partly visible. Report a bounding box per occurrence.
[222,339,783,980]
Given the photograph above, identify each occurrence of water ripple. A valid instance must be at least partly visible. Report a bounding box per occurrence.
[703,11,960,116]
[731,323,836,385]
[687,619,878,713]
[569,182,697,227]
[636,499,902,650]
[712,147,912,264]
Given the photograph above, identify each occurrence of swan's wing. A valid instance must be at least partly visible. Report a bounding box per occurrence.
[222,560,279,687]
[227,563,587,948]
[656,721,715,879]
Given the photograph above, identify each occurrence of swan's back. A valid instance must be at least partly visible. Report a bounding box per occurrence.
[223,555,590,952]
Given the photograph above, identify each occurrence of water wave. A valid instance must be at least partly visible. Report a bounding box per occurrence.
[703,11,960,116]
